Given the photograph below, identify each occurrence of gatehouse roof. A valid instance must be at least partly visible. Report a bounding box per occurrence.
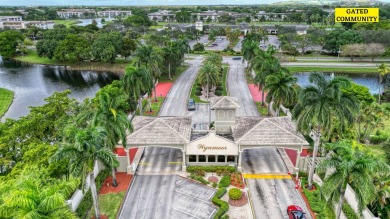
[126,116,192,145]
[210,96,240,109]
[232,116,309,146]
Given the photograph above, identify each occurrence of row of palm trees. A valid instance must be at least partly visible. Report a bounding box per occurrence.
[48,39,191,219]
[241,33,390,219]
[198,53,223,99]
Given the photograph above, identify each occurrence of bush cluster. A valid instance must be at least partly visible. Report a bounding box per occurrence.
[75,170,110,218]
[215,90,222,96]
[212,188,229,219]
[370,130,389,144]
[303,188,335,219]
[342,202,359,219]
[228,188,242,200]
[186,166,235,174]
[218,175,231,188]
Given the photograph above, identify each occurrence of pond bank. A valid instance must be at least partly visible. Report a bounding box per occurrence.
[0,88,15,118]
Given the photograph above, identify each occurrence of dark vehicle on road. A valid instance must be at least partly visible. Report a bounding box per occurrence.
[287,205,306,219]
[187,99,196,111]
[232,57,241,60]
[212,43,218,46]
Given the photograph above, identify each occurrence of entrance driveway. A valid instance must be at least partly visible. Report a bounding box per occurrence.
[119,175,217,219]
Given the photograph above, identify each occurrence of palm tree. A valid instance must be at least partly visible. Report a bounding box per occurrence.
[50,126,119,219]
[93,91,133,187]
[0,170,79,219]
[318,141,389,219]
[133,45,163,101]
[265,69,298,116]
[123,66,153,116]
[292,73,358,190]
[198,61,220,99]
[241,40,259,67]
[163,41,180,80]
[377,63,389,105]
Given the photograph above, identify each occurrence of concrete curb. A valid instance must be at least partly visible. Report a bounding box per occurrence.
[277,148,295,173]
[244,178,256,219]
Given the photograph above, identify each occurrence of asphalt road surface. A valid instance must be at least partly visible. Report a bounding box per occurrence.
[225,57,312,219]
[118,175,217,219]
[233,36,243,52]
[119,56,219,219]
[189,35,209,49]
[206,37,229,51]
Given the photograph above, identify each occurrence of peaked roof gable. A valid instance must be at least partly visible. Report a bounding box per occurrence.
[210,96,240,109]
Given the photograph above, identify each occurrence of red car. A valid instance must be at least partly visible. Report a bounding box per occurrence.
[287,205,307,219]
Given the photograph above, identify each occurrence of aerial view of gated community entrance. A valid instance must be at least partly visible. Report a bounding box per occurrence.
[1,1,390,219]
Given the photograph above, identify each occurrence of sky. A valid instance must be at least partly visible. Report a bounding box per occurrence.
[0,0,388,6]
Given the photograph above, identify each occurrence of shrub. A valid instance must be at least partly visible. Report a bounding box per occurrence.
[187,166,236,173]
[342,202,359,219]
[189,173,209,185]
[216,86,223,91]
[218,175,231,188]
[212,188,229,219]
[370,130,389,144]
[195,90,202,96]
[215,90,222,96]
[195,169,206,176]
[196,86,202,92]
[75,170,110,218]
[228,188,242,200]
[212,182,217,188]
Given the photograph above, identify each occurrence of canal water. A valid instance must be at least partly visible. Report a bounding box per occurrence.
[0,59,119,120]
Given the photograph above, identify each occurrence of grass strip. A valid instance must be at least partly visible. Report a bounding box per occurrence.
[0,88,14,118]
[286,66,377,74]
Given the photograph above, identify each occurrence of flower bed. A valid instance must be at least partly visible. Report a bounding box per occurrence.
[228,192,248,207]
[230,172,245,189]
[208,176,219,183]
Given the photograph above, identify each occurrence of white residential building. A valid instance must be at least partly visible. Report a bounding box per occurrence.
[97,10,132,18]
[57,9,96,18]
[148,10,175,22]
[0,16,23,22]
[192,10,220,22]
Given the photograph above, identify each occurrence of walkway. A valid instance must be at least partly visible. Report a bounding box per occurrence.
[247,84,267,103]
[152,82,173,98]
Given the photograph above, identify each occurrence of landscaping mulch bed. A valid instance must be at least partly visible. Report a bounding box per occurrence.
[99,173,133,195]
[208,176,219,183]
[228,192,248,207]
[91,214,108,219]
[230,173,245,189]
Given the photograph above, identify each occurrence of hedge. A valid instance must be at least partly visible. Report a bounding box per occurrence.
[195,90,202,96]
[189,173,210,185]
[218,175,231,188]
[212,188,229,219]
[303,188,335,219]
[76,170,111,218]
[186,166,236,173]
[215,90,222,96]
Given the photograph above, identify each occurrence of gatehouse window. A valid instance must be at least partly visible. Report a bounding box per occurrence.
[218,110,225,119]
[208,155,216,162]
[189,155,196,162]
[218,155,225,162]
[198,155,206,162]
[227,155,235,162]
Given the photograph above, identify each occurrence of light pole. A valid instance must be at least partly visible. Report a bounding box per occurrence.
[308,127,321,190]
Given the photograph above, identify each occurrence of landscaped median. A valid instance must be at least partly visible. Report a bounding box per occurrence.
[0,88,14,118]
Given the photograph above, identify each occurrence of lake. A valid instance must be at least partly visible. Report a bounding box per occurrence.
[0,58,119,120]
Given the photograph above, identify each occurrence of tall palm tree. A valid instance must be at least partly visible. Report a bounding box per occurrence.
[198,61,220,99]
[92,92,133,187]
[318,141,389,219]
[133,45,163,101]
[377,63,389,105]
[265,69,298,116]
[123,66,153,116]
[0,170,79,219]
[241,40,259,67]
[163,41,180,80]
[50,126,119,219]
[292,73,358,190]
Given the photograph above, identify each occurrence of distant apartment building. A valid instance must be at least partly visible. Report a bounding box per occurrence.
[57,9,96,18]
[25,21,55,29]
[97,10,132,18]
[0,16,23,22]
[148,10,175,22]
[219,11,250,19]
[192,10,220,22]
[256,11,288,21]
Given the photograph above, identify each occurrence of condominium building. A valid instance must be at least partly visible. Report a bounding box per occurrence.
[0,16,23,22]
[97,10,132,18]
[56,9,96,18]
[191,10,220,22]
[148,10,175,22]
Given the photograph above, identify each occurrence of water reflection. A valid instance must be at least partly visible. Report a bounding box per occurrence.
[0,58,119,120]
[294,72,381,94]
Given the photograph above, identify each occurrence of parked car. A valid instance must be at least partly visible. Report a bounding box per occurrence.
[232,57,242,60]
[187,99,196,111]
[212,43,218,46]
[287,205,306,219]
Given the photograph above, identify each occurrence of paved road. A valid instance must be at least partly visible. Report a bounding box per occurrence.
[119,175,217,219]
[224,58,259,117]
[233,36,243,52]
[119,56,219,219]
[206,37,229,51]
[225,57,312,219]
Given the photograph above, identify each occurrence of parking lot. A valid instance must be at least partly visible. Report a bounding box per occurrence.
[205,36,229,51]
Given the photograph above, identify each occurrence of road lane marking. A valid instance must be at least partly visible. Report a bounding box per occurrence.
[243,173,292,179]
[167,161,182,164]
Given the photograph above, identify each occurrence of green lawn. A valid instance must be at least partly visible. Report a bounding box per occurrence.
[140,97,165,117]
[381,103,390,134]
[89,192,126,219]
[160,65,189,82]
[53,19,80,27]
[14,50,70,66]
[256,102,268,116]
[0,88,14,118]
[286,66,377,74]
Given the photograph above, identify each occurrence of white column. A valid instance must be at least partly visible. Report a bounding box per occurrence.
[125,148,132,174]
[237,150,243,172]
[294,148,301,174]
[182,150,187,171]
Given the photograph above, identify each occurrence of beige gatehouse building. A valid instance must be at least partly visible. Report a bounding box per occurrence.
[119,96,309,172]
